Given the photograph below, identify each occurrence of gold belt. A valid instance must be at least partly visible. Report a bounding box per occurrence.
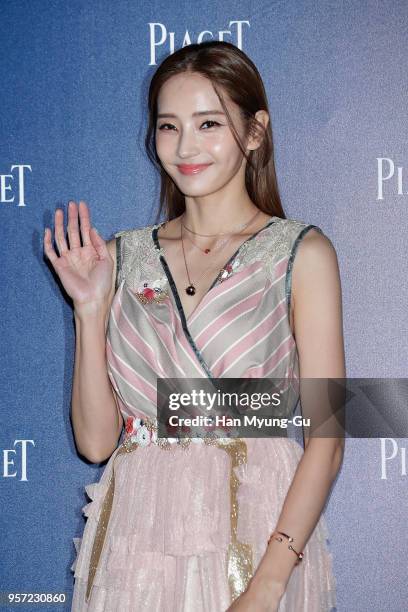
[85,418,253,604]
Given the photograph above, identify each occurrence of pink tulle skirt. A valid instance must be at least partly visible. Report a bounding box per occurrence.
[71,437,336,611]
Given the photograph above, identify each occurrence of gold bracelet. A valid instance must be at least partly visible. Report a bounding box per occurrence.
[268,530,304,565]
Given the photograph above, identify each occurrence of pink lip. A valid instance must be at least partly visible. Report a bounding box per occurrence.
[177,163,212,175]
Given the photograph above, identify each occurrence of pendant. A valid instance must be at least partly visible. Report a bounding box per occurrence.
[186,285,196,296]
[204,248,211,254]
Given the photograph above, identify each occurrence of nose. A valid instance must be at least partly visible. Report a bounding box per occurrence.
[177,126,200,159]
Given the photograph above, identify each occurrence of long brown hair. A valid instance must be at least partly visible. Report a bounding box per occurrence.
[145,40,286,223]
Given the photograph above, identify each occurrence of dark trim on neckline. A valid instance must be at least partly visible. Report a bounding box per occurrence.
[115,234,122,292]
[206,218,277,292]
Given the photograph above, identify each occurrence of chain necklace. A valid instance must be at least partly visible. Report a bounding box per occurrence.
[184,231,231,255]
[181,208,261,242]
[182,214,261,255]
[181,209,262,296]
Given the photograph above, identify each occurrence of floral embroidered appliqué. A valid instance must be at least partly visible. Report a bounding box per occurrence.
[134,278,169,305]
[125,416,158,446]
[123,414,237,451]
[218,258,241,282]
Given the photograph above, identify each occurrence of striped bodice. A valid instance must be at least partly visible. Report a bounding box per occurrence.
[106,216,323,423]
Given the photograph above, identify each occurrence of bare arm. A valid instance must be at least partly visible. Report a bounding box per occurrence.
[44,201,125,463]
[71,237,124,463]
[247,229,346,604]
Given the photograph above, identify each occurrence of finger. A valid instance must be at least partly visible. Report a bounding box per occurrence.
[43,227,60,266]
[67,200,81,249]
[78,200,92,247]
[54,207,69,255]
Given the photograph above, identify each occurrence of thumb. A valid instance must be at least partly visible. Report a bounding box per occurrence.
[90,226,109,258]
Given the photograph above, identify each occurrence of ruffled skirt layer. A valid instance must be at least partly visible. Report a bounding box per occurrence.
[70,438,336,611]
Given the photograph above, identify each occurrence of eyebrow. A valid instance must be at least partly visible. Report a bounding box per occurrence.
[157,110,226,119]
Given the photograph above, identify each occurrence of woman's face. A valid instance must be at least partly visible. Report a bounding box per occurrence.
[155,71,248,197]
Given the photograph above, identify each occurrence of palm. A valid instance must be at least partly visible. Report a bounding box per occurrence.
[54,243,112,304]
[44,200,113,308]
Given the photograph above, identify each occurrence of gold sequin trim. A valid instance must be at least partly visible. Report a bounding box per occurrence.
[85,437,138,602]
[212,438,254,602]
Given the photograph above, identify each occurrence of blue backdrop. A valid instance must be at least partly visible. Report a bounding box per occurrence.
[1,1,407,610]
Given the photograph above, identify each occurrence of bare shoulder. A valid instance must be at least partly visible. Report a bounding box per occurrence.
[293,227,339,272]
[291,227,342,311]
[289,223,345,382]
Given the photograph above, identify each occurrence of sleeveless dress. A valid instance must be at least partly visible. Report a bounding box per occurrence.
[70,215,337,611]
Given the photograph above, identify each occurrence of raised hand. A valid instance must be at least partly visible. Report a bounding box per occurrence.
[44,200,113,312]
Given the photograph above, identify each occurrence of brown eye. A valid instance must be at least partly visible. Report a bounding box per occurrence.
[157,123,176,130]
[201,120,221,129]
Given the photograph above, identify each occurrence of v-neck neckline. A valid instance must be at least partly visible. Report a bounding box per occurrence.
[151,216,277,327]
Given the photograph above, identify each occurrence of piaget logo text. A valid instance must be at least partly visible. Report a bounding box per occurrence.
[148,20,250,65]
[377,157,407,200]
[0,164,32,206]
[380,438,407,480]
[2,439,35,481]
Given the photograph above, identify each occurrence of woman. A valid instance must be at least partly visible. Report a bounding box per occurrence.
[44,41,345,611]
